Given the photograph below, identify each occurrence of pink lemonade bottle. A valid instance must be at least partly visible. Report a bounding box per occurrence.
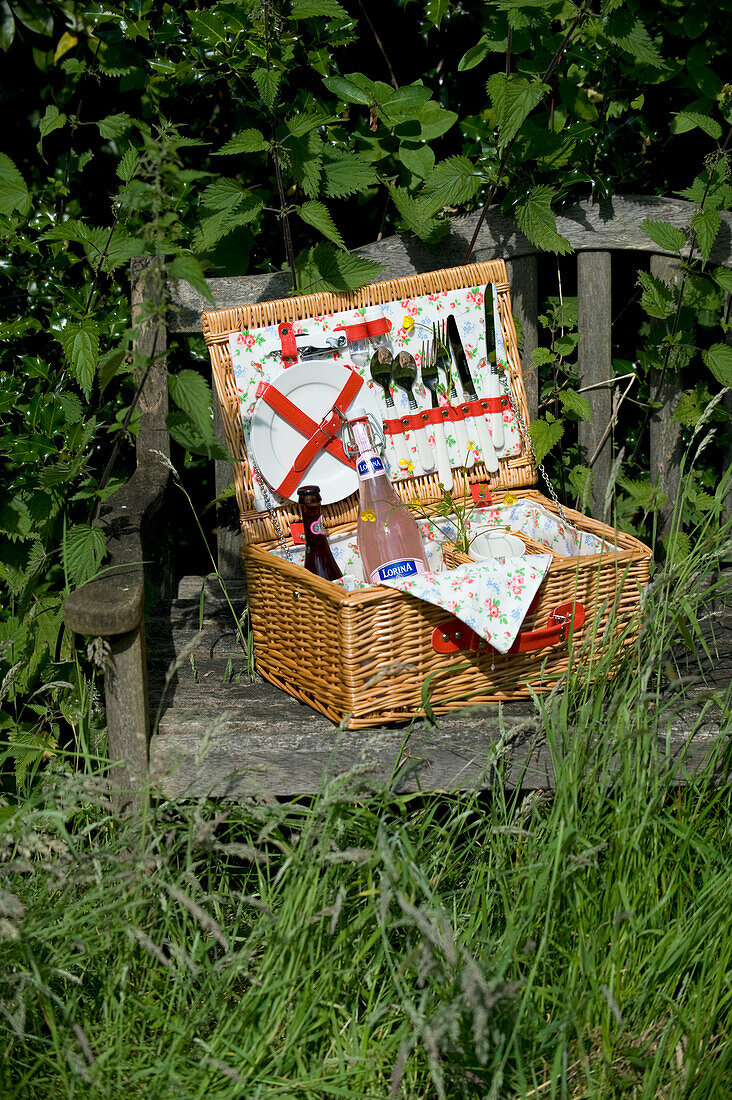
[346,409,429,585]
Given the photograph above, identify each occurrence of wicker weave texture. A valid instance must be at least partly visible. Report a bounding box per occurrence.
[242,490,651,728]
[202,260,536,546]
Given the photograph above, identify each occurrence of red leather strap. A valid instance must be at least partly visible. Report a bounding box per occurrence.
[431,602,585,656]
[278,321,298,363]
[333,316,392,342]
[256,371,361,498]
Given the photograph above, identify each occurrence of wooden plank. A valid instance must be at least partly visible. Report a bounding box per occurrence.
[107,625,150,815]
[506,255,539,421]
[212,397,245,586]
[577,251,613,519]
[649,254,684,531]
[166,197,732,333]
[145,573,731,800]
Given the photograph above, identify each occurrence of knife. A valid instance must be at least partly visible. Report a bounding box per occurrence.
[483,284,505,452]
[446,314,499,473]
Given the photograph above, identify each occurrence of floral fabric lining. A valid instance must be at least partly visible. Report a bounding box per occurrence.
[269,496,607,653]
[229,284,521,511]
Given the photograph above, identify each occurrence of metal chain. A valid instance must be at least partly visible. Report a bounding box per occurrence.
[497,364,576,530]
[251,457,294,562]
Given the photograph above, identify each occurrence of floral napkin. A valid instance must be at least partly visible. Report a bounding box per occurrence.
[378,554,552,654]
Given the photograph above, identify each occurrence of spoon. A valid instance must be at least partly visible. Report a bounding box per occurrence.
[391,351,435,472]
[369,348,410,471]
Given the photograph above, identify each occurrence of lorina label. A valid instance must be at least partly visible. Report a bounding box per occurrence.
[357,454,385,481]
[371,558,426,583]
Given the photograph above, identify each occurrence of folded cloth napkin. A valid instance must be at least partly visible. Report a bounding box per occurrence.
[379,554,552,654]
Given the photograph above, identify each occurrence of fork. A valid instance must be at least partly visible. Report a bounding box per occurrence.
[433,321,475,469]
[420,341,453,491]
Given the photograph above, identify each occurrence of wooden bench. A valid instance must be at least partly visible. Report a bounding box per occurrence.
[63,195,732,811]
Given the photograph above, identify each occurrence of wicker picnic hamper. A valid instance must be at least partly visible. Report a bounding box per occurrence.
[202,260,651,728]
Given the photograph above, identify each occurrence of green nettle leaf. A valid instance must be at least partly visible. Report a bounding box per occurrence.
[253,67,281,110]
[662,530,692,561]
[607,12,664,68]
[531,347,556,367]
[321,149,378,198]
[288,131,323,198]
[166,412,232,461]
[0,2,15,52]
[117,146,138,182]
[515,186,572,255]
[169,370,216,436]
[168,255,214,304]
[286,110,334,137]
[201,178,251,212]
[640,219,686,253]
[703,344,732,386]
[322,74,373,106]
[291,0,347,17]
[97,113,134,140]
[672,389,705,427]
[529,417,564,464]
[559,388,592,421]
[297,200,345,249]
[37,104,66,152]
[638,270,674,318]
[458,36,490,72]
[214,128,268,155]
[63,524,106,587]
[568,464,593,510]
[553,333,578,356]
[671,111,722,140]
[712,267,732,293]
[388,184,445,242]
[297,242,385,294]
[424,0,448,28]
[0,153,30,216]
[419,156,482,217]
[486,73,548,147]
[691,207,721,262]
[58,319,98,396]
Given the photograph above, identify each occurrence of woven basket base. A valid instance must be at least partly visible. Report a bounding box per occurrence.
[243,491,651,729]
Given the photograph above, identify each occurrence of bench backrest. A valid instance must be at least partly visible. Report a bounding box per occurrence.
[134,194,732,583]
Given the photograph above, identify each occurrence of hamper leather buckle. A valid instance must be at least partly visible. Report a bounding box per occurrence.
[431,601,585,656]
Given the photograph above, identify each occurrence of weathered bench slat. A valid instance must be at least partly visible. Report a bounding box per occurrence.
[167,196,732,331]
[578,251,613,518]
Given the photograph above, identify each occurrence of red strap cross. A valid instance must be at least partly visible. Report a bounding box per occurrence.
[256,369,362,498]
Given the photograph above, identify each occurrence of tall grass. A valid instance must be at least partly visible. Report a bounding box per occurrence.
[0,479,730,1097]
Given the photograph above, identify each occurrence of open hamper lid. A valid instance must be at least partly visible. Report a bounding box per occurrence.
[201,259,537,548]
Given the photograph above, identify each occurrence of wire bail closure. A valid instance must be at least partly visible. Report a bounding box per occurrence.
[343,410,385,461]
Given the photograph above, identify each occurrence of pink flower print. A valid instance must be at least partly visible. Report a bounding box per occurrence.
[509,575,524,596]
[236,332,247,346]
[428,293,440,301]
[503,409,513,423]
[484,598,500,618]
[396,326,410,342]
[244,333,256,348]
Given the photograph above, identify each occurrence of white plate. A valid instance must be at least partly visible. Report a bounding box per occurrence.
[249,363,379,505]
[470,531,525,559]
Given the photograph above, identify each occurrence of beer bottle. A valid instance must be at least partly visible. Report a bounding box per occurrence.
[296,485,343,581]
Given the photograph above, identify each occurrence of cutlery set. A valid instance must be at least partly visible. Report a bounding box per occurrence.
[365,301,508,486]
